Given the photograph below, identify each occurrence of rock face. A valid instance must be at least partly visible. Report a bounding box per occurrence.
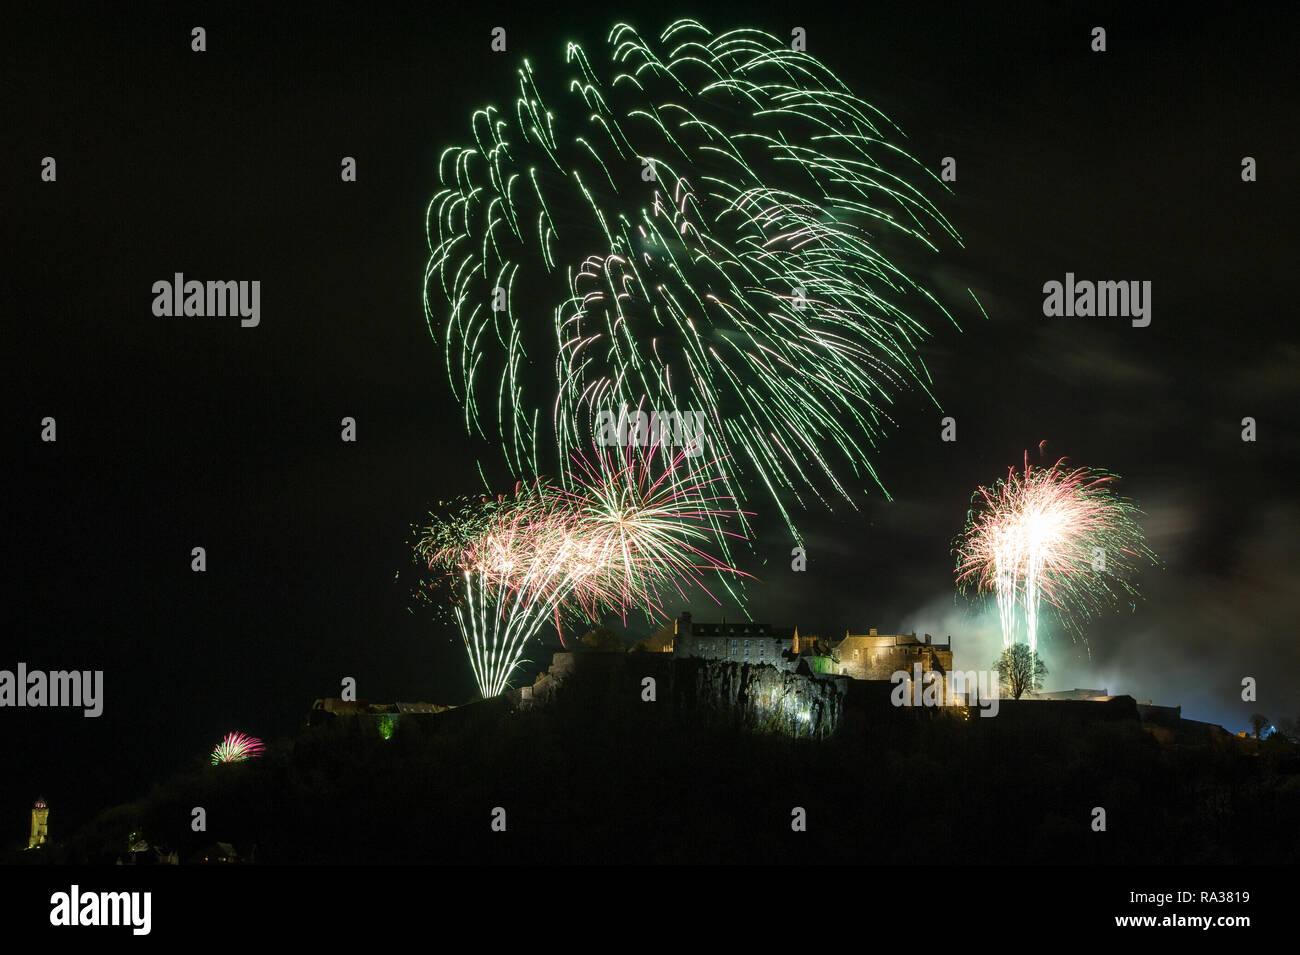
[679,657,848,739]
[513,652,849,738]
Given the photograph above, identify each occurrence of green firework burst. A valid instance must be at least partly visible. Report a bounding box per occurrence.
[425,19,966,542]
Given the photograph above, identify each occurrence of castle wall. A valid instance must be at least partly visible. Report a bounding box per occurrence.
[835,641,952,700]
[673,631,796,671]
[675,618,954,701]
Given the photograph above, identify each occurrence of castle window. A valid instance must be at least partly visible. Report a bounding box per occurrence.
[744,639,750,647]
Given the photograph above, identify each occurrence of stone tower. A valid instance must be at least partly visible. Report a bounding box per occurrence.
[28,798,48,849]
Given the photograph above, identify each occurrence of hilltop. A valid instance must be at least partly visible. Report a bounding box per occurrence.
[24,653,1300,865]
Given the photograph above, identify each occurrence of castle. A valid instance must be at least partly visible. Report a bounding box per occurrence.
[671,612,954,694]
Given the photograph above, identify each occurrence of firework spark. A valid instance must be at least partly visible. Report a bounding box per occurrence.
[210,732,265,765]
[954,452,1156,653]
[424,19,968,543]
[416,444,748,697]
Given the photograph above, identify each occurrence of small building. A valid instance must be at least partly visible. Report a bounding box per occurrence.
[190,842,240,865]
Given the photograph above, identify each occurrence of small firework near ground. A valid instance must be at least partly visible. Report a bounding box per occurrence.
[210,733,266,765]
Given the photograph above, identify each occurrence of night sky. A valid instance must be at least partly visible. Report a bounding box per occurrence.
[6,2,1298,836]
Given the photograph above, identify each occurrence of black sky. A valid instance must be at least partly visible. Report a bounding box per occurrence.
[5,1,1299,834]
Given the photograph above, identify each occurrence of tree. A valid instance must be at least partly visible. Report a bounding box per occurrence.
[993,644,1048,700]
[579,626,624,652]
[1249,714,1269,740]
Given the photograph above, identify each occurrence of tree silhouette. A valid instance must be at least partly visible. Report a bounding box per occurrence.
[1249,714,1269,739]
[993,644,1048,700]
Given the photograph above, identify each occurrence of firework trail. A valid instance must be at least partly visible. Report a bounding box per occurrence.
[416,444,749,697]
[210,732,265,765]
[954,452,1156,653]
[416,484,569,697]
[424,19,968,544]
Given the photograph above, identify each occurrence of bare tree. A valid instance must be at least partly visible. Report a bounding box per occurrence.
[993,644,1048,700]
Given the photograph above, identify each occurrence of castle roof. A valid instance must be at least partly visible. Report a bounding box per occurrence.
[835,632,948,649]
[688,622,796,639]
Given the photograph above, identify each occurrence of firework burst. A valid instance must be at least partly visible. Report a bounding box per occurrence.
[424,19,969,542]
[559,443,752,619]
[210,732,265,765]
[416,444,748,697]
[954,452,1156,653]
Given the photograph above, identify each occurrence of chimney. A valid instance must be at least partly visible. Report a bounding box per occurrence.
[924,633,931,644]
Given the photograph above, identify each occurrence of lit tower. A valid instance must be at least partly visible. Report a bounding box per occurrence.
[27,798,49,849]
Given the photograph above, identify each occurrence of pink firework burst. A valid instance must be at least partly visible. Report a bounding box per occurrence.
[210,732,266,765]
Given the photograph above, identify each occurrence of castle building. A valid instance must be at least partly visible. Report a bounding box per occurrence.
[28,798,48,849]
[832,629,952,691]
[673,614,953,696]
[672,612,801,670]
